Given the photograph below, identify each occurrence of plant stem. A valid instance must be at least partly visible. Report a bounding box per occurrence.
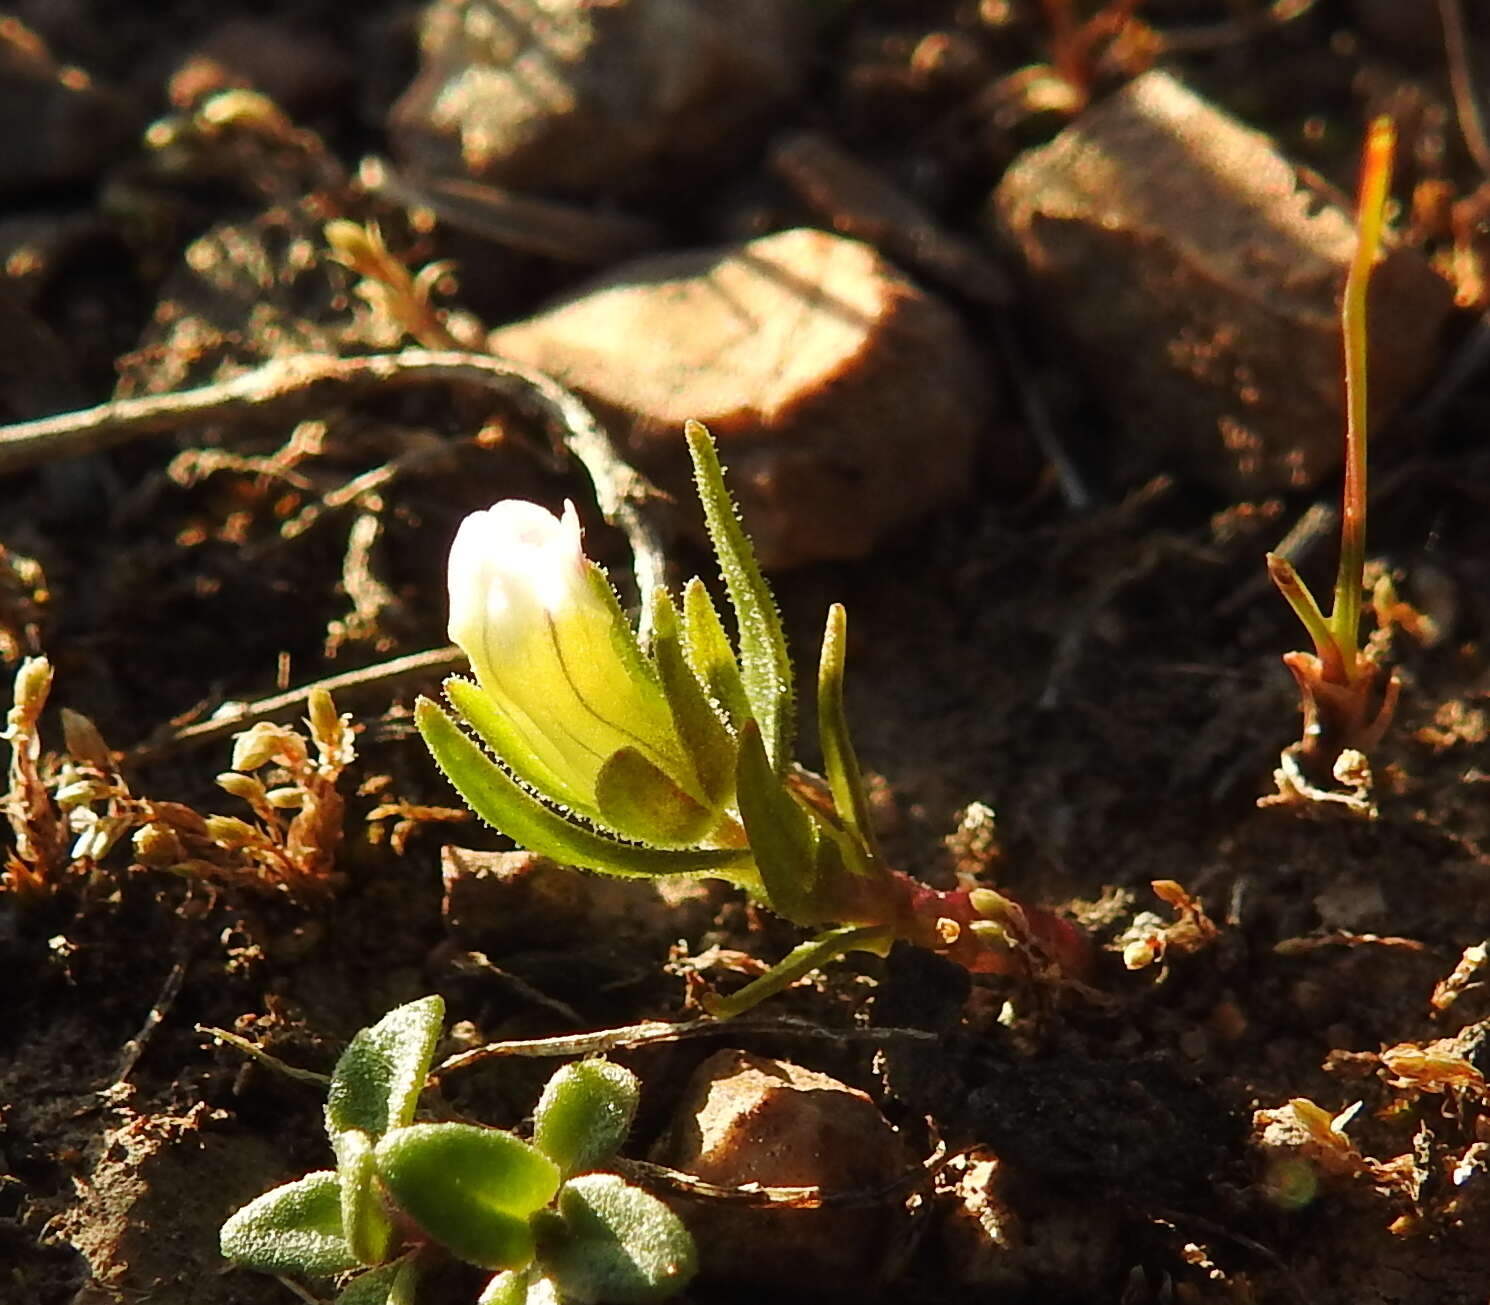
[1332,117,1394,681]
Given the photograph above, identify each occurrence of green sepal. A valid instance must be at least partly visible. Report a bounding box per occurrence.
[337,1257,422,1305]
[684,420,795,772]
[680,577,751,730]
[815,603,876,862]
[333,1129,391,1266]
[703,924,895,1019]
[418,697,757,882]
[539,1173,698,1304]
[444,676,596,818]
[734,719,816,922]
[649,587,735,805]
[532,1059,640,1179]
[325,995,444,1142]
[373,1123,558,1271]
[594,747,715,847]
[578,563,705,797]
[219,1170,358,1276]
[479,1268,559,1305]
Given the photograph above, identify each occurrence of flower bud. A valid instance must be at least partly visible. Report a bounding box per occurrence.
[446,501,699,812]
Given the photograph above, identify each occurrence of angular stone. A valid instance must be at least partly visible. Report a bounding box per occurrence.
[991,70,1454,496]
[650,1049,914,1293]
[491,227,1004,569]
[390,0,804,200]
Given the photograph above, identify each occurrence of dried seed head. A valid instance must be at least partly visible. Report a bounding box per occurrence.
[231,723,289,773]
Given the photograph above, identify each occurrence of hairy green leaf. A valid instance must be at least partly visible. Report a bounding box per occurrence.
[680,578,752,730]
[374,1123,558,1271]
[220,1170,357,1276]
[532,1060,640,1178]
[418,698,755,882]
[815,603,875,866]
[445,676,596,817]
[649,588,735,805]
[336,1258,421,1305]
[479,1268,560,1305]
[333,1128,390,1266]
[734,719,815,922]
[540,1173,698,1304]
[325,995,444,1143]
[594,747,714,847]
[684,421,794,771]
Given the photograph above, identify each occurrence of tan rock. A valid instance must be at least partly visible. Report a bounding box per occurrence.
[491,227,1002,569]
[650,1049,915,1294]
[390,0,804,200]
[991,69,1454,496]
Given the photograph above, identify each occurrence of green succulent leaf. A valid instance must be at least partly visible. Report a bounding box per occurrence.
[649,587,735,805]
[540,1173,698,1304]
[815,603,876,866]
[220,1170,358,1276]
[479,1268,560,1305]
[684,420,795,772]
[325,995,444,1143]
[594,747,714,847]
[418,698,756,882]
[333,1128,391,1266]
[532,1059,641,1178]
[680,577,752,731]
[336,1257,422,1305]
[734,718,816,922]
[373,1123,559,1271]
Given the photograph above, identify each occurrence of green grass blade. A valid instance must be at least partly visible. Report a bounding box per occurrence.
[685,420,795,771]
[417,698,754,881]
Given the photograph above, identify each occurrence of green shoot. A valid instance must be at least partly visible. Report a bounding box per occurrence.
[1266,117,1403,784]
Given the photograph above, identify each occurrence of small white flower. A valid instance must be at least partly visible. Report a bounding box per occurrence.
[447,501,695,808]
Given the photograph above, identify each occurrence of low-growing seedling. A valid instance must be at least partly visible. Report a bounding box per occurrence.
[418,421,1088,1016]
[1265,118,1403,806]
[219,996,695,1304]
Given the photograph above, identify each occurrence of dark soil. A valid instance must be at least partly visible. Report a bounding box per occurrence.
[5,3,1490,1304]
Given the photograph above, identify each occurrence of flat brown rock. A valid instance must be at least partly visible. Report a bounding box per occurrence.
[491,226,1003,569]
[991,69,1455,496]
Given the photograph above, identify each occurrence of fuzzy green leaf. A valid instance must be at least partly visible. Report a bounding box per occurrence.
[815,603,876,865]
[418,697,756,882]
[684,420,794,772]
[532,1060,640,1178]
[333,1129,391,1266]
[734,719,816,922]
[337,1258,422,1305]
[325,995,444,1143]
[374,1123,559,1271]
[650,587,735,805]
[479,1268,560,1305]
[540,1173,698,1304]
[220,1170,358,1276]
[594,747,715,847]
